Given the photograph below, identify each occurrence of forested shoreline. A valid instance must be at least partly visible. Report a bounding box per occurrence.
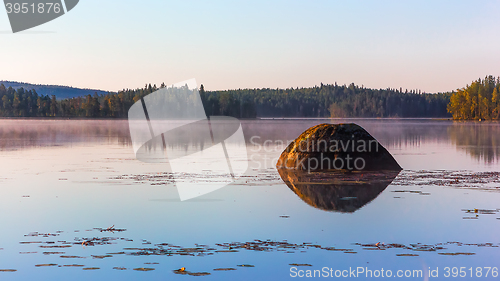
[8,75,500,120]
[204,84,450,118]
[0,82,453,119]
[447,75,500,120]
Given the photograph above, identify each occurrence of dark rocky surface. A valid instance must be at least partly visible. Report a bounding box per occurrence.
[276,123,402,172]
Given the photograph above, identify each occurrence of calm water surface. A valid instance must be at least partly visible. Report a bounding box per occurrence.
[0,119,499,280]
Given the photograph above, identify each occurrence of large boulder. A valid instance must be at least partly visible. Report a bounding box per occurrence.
[276,123,402,172]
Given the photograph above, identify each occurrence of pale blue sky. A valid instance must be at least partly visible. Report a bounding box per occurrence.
[1,0,499,92]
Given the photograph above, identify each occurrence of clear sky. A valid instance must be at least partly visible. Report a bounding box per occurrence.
[1,0,499,93]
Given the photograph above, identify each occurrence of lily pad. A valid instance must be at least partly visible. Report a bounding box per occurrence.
[82,267,100,270]
[134,268,155,271]
[438,252,476,256]
[60,255,84,259]
[91,255,113,259]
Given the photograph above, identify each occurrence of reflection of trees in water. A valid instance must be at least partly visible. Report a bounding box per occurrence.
[241,119,451,150]
[4,120,499,164]
[364,121,450,150]
[0,120,132,150]
[0,119,238,152]
[448,122,500,163]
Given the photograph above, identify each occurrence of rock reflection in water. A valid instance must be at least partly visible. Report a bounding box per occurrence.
[277,169,400,212]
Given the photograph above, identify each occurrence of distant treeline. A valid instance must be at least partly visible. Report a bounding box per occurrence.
[0,82,452,118]
[447,75,500,120]
[203,84,451,118]
[0,81,108,100]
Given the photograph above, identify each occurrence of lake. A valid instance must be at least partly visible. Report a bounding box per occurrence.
[0,119,499,280]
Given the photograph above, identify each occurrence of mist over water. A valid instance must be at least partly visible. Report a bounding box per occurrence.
[1,119,499,165]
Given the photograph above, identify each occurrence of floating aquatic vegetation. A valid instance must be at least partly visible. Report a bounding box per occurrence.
[82,267,100,270]
[396,254,419,257]
[133,268,155,271]
[110,169,282,187]
[188,272,211,276]
[91,255,113,259]
[173,267,210,276]
[215,250,238,253]
[356,242,441,251]
[393,170,500,190]
[39,245,71,248]
[461,209,499,220]
[463,209,498,214]
[213,268,236,271]
[17,227,499,273]
[76,236,128,247]
[391,190,430,195]
[0,269,17,272]
[94,225,126,233]
[43,252,65,255]
[354,241,498,254]
[438,252,476,256]
[24,232,59,238]
[289,264,312,266]
[120,238,497,258]
[214,240,316,252]
[323,247,354,251]
[35,264,58,267]
[445,242,497,247]
[60,255,85,259]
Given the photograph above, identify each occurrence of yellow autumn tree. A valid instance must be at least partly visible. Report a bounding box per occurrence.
[447,76,500,120]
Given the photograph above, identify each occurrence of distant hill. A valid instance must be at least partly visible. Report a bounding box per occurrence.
[0,81,112,100]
